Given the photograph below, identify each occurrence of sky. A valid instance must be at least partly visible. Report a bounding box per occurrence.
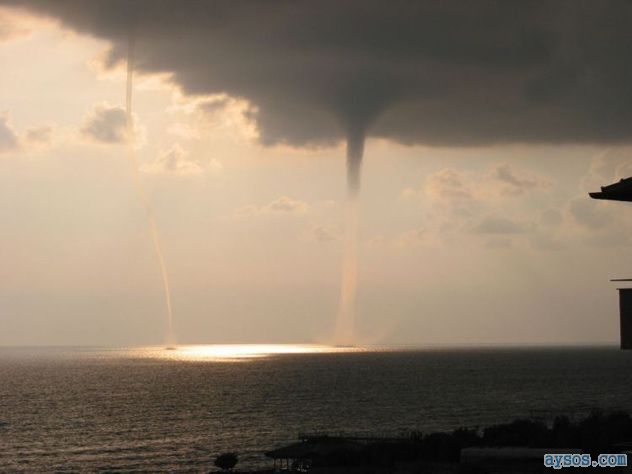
[0,1,631,346]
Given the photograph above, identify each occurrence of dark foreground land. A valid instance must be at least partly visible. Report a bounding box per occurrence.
[221,410,632,473]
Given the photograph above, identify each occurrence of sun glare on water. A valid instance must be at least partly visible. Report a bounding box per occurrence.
[137,344,362,361]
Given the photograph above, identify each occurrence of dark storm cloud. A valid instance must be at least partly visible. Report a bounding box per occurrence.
[7,0,632,147]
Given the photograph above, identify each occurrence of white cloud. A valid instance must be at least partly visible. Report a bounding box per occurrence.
[398,164,550,247]
[491,163,551,196]
[167,122,201,140]
[80,102,142,145]
[536,149,632,248]
[424,168,473,201]
[419,163,550,203]
[310,225,339,242]
[397,163,559,249]
[568,199,612,230]
[141,144,221,176]
[0,7,48,43]
[236,196,308,216]
[0,113,19,152]
[268,196,308,213]
[168,92,258,142]
[0,113,55,153]
[24,125,53,146]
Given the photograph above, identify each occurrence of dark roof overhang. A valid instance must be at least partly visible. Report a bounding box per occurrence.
[589,177,632,202]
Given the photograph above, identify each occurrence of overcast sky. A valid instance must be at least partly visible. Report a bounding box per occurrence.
[0,1,631,346]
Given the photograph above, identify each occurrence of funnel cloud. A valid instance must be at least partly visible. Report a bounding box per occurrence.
[125,30,175,347]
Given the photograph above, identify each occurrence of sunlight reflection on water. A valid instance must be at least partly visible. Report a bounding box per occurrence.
[133,344,365,361]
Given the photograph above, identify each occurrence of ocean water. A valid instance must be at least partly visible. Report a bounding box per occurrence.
[1,345,631,472]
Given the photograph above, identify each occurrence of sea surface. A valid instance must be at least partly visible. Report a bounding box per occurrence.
[1,345,631,472]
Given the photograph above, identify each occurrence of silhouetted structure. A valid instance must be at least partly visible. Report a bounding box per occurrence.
[618,288,632,350]
[265,411,632,472]
[590,177,632,350]
[589,177,632,202]
[214,452,238,471]
[265,436,366,472]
